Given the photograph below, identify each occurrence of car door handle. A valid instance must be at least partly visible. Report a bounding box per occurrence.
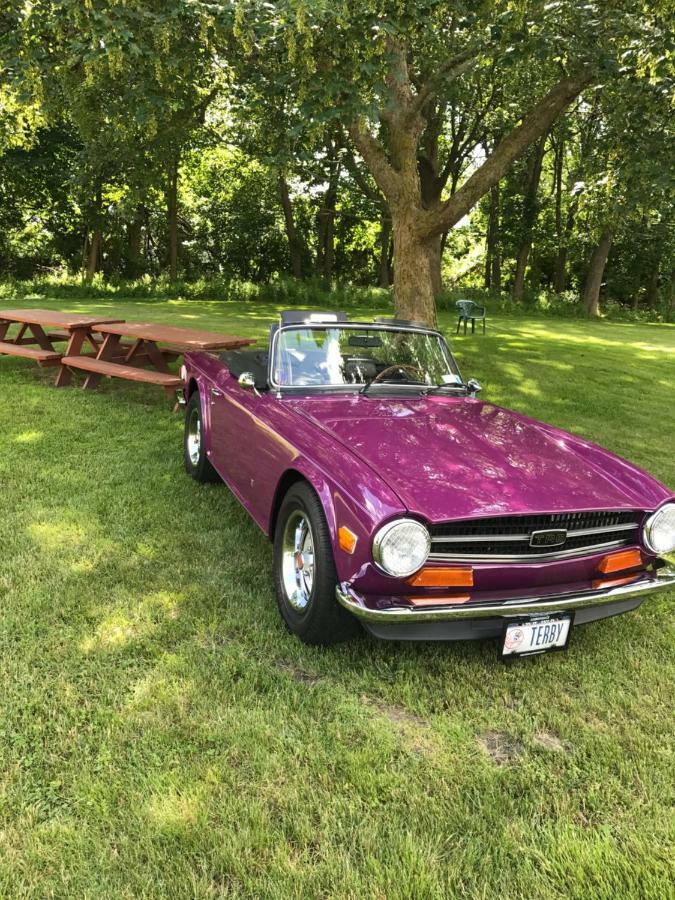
[210,388,222,398]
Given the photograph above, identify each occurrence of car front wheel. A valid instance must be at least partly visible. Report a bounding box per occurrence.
[274,482,360,645]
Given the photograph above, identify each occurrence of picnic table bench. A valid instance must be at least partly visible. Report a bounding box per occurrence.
[60,320,253,398]
[0,309,123,367]
[0,309,253,401]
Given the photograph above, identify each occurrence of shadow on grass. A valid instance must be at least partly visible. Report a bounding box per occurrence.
[1,305,674,896]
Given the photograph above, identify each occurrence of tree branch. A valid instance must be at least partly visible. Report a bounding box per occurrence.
[409,47,477,119]
[419,68,595,239]
[343,148,386,207]
[347,119,400,200]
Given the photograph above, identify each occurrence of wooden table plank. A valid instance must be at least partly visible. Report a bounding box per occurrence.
[93,321,253,351]
[0,341,61,366]
[0,309,123,330]
[62,356,183,391]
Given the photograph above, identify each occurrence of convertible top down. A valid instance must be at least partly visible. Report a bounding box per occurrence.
[181,310,675,655]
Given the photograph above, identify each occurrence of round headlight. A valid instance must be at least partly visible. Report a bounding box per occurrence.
[373,518,431,578]
[643,502,675,555]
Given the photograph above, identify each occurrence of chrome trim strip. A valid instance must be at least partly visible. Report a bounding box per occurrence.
[428,539,628,563]
[431,522,638,544]
[336,566,675,624]
[570,522,639,537]
[432,533,532,543]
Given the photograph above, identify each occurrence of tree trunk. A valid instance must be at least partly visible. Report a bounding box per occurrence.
[316,165,340,280]
[484,183,501,291]
[429,234,443,297]
[512,242,531,301]
[83,183,103,283]
[323,213,335,280]
[81,231,89,278]
[553,103,604,295]
[552,133,565,292]
[553,202,577,294]
[127,206,144,278]
[645,267,659,309]
[167,156,180,281]
[378,213,392,287]
[84,229,101,283]
[316,216,327,278]
[278,173,303,280]
[553,246,569,294]
[511,137,546,300]
[491,250,502,294]
[583,229,612,316]
[392,213,437,326]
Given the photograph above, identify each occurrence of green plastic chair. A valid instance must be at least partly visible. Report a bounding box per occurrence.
[456,300,486,335]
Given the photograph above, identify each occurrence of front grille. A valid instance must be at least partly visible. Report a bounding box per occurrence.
[429,510,642,561]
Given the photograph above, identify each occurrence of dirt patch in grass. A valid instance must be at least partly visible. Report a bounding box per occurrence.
[277,662,324,685]
[362,695,435,757]
[478,731,522,766]
[533,731,570,752]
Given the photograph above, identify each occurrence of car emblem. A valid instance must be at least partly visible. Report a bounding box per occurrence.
[529,528,568,548]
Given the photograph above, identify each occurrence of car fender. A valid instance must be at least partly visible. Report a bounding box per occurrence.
[268,455,404,585]
[183,355,228,446]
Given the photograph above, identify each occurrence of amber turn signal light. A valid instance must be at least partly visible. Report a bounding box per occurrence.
[408,567,474,588]
[592,575,639,591]
[597,549,642,575]
[338,526,358,554]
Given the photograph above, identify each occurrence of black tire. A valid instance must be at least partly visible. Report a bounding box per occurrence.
[184,391,220,483]
[273,482,361,645]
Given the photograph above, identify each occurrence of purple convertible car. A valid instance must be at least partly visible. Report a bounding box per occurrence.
[181,310,675,656]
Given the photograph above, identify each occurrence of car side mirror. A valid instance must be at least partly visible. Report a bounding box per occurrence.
[238,372,256,390]
[466,378,482,397]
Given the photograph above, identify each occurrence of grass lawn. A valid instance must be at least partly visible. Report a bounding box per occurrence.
[0,296,673,898]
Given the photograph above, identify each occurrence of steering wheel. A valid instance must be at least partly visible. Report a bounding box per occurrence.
[370,363,426,385]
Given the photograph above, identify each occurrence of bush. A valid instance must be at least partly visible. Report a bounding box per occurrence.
[0,273,393,311]
[0,274,670,323]
[437,285,673,323]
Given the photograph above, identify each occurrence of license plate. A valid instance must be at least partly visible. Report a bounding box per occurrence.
[501,614,573,658]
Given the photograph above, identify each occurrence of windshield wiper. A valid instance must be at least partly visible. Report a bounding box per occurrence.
[359,377,424,396]
[421,383,468,396]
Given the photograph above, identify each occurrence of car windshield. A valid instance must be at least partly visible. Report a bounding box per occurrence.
[272,325,463,390]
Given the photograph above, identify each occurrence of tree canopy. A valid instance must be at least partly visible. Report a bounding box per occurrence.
[1,0,673,319]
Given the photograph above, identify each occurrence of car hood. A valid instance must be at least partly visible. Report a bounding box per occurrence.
[287,394,671,523]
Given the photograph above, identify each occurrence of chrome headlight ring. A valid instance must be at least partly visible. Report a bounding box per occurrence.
[643,502,675,556]
[372,518,431,578]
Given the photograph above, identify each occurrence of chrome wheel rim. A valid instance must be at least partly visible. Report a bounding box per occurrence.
[187,408,201,466]
[281,510,315,613]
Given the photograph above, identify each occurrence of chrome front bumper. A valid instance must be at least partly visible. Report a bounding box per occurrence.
[336,566,675,625]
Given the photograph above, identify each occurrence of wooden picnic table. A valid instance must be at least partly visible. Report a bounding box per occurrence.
[0,308,123,373]
[60,320,254,398]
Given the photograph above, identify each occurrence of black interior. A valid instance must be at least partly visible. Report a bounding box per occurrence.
[219,349,269,390]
